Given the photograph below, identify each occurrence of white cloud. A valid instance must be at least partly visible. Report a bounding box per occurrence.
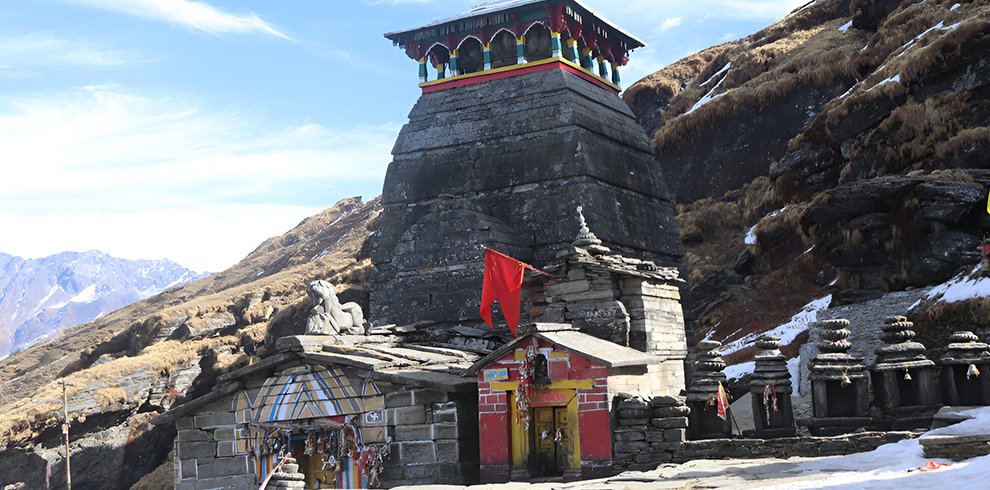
[656,17,683,33]
[0,32,143,68]
[63,0,292,40]
[0,86,397,271]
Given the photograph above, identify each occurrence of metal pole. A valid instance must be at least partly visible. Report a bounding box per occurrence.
[62,379,71,490]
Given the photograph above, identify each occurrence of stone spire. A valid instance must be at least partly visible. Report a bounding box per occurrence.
[267,453,306,489]
[810,319,868,385]
[572,205,611,255]
[940,331,990,366]
[687,340,727,404]
[751,336,791,391]
[874,316,934,372]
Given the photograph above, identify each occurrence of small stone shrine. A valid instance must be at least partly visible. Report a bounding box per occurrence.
[939,331,990,406]
[871,316,939,429]
[464,323,668,482]
[530,210,687,393]
[266,453,305,489]
[807,319,871,436]
[686,340,731,439]
[747,336,796,438]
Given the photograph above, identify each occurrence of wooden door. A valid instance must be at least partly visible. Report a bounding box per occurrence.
[529,407,560,477]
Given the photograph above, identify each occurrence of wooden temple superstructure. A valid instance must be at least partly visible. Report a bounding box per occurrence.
[384,0,644,93]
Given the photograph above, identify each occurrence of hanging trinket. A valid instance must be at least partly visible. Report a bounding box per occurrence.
[968,363,981,379]
[903,369,912,381]
[304,431,316,456]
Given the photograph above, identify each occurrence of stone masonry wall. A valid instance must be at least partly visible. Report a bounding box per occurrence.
[612,396,918,473]
[174,397,254,490]
[379,388,480,487]
[173,385,479,489]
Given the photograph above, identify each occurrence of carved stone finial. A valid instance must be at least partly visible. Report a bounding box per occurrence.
[305,279,368,336]
[572,205,611,255]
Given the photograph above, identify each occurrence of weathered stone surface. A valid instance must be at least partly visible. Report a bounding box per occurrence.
[392,405,427,425]
[196,456,250,480]
[371,67,683,327]
[398,441,438,465]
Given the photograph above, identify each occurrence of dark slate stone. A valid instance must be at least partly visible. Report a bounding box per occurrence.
[370,67,683,327]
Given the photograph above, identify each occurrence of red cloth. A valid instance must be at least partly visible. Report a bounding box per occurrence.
[480,249,527,337]
[919,460,950,472]
[716,382,730,421]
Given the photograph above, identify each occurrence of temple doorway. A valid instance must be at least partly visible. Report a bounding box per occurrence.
[528,407,569,478]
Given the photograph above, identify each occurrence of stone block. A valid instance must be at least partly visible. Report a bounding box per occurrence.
[547,280,591,297]
[395,424,433,442]
[213,428,236,442]
[644,430,666,442]
[432,404,458,424]
[392,405,427,425]
[193,412,236,429]
[613,440,650,453]
[618,398,650,409]
[651,417,688,429]
[664,428,687,442]
[413,389,448,405]
[385,390,414,408]
[179,458,198,480]
[176,417,195,430]
[619,408,652,419]
[614,430,645,442]
[398,441,437,465]
[618,418,651,426]
[196,456,250,480]
[435,439,467,462]
[177,429,210,443]
[216,441,236,458]
[433,422,459,440]
[194,475,256,489]
[653,406,691,418]
[178,441,216,460]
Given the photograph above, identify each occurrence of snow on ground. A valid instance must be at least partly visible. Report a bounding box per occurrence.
[742,207,788,246]
[721,295,832,356]
[926,265,990,303]
[838,20,852,32]
[867,74,901,91]
[762,406,990,489]
[724,361,755,381]
[686,69,730,115]
[700,62,731,87]
[950,3,961,11]
[69,284,98,303]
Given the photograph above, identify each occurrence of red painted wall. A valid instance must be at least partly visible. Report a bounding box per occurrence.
[476,337,613,478]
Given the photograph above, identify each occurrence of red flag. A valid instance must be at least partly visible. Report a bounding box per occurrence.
[480,249,527,337]
[716,382,729,421]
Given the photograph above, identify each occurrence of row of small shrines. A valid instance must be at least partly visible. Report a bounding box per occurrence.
[690,316,990,440]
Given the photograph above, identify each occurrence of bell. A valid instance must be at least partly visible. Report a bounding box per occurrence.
[840,373,852,388]
[968,364,981,379]
[903,369,912,381]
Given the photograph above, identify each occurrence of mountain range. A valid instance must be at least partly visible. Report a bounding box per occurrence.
[0,251,202,358]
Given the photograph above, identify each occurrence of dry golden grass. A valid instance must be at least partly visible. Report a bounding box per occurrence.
[0,197,381,450]
[652,17,864,152]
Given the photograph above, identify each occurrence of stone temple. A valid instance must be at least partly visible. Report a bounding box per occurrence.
[371,0,684,329]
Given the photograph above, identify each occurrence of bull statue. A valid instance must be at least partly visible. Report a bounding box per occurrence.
[304,280,367,336]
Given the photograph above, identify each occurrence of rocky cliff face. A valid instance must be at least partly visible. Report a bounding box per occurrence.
[624,0,989,364]
[0,251,202,358]
[0,197,379,490]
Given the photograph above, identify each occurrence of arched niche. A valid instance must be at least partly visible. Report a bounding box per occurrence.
[525,23,552,62]
[490,29,517,69]
[427,43,451,75]
[458,37,485,74]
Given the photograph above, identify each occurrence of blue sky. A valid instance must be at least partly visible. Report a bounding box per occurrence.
[0,0,807,272]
